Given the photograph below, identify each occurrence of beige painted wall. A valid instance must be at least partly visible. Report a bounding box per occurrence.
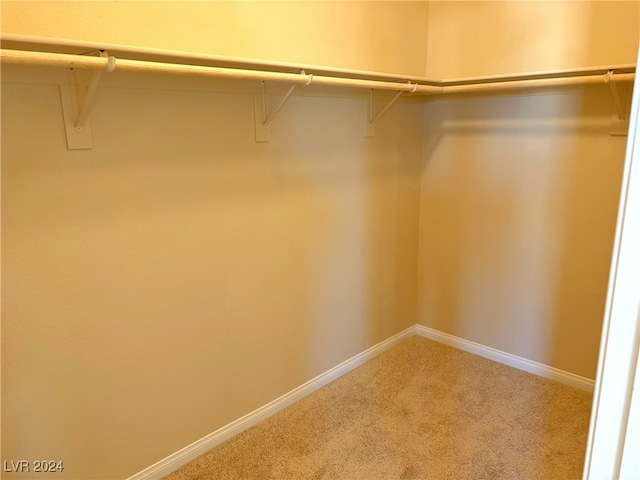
[417,88,627,379]
[0,1,430,77]
[2,1,637,478]
[1,66,422,478]
[417,0,638,379]
[0,4,429,478]
[426,1,639,79]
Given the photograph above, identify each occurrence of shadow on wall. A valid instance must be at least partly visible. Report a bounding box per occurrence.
[418,84,627,380]
[417,3,638,478]
[416,83,629,480]
[419,0,638,381]
[1,70,424,479]
[271,91,423,374]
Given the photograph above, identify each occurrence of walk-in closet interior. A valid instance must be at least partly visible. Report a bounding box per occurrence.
[1,2,639,479]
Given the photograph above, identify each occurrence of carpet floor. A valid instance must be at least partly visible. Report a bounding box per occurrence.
[163,336,593,479]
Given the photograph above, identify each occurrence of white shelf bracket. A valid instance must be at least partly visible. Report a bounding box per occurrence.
[365,82,415,137]
[60,50,115,149]
[605,70,631,136]
[263,81,297,126]
[254,70,310,142]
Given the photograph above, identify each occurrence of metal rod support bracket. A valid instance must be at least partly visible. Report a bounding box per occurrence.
[605,71,631,136]
[254,70,307,142]
[365,84,412,137]
[60,50,115,149]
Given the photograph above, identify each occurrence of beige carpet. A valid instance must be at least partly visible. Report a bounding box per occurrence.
[164,336,593,480]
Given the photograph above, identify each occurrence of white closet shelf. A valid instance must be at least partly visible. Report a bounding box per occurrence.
[1,33,635,92]
[1,34,636,146]
[0,33,437,84]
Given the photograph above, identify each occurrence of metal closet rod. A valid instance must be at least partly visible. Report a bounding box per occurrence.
[0,48,635,95]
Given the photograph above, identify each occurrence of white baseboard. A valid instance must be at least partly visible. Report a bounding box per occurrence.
[126,325,417,480]
[415,325,595,393]
[128,323,594,479]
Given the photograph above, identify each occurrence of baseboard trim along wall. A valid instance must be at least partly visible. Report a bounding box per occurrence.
[415,325,595,393]
[128,324,594,479]
[125,325,417,480]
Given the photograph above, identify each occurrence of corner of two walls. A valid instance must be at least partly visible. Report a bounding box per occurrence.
[2,1,637,478]
[417,0,640,380]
